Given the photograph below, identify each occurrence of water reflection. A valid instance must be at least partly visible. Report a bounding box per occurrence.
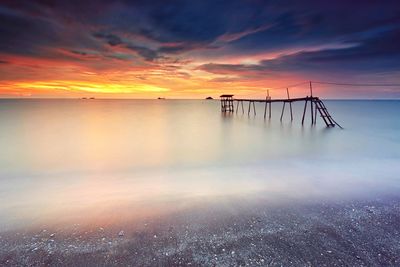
[0,99,400,231]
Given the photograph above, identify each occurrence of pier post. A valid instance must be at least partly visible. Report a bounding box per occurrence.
[287,88,293,121]
[269,101,271,119]
[264,97,267,118]
[314,99,318,125]
[309,82,314,124]
[280,102,286,121]
[236,101,239,114]
[302,97,308,125]
[268,90,271,119]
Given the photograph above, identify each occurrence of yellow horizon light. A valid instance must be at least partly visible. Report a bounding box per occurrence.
[13,81,170,94]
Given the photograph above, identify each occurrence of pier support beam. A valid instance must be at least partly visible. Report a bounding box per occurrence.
[309,82,314,125]
[314,99,318,125]
[264,97,267,118]
[302,98,308,125]
[286,88,293,121]
[280,102,286,121]
[248,101,256,116]
[268,90,272,119]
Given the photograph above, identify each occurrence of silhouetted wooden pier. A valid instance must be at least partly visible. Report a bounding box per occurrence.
[220,84,342,128]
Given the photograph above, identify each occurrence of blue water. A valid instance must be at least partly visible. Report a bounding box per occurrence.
[0,99,399,230]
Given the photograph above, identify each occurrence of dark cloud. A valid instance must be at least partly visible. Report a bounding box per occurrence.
[92,31,160,61]
[258,28,400,73]
[69,50,87,56]
[93,32,123,46]
[0,5,61,56]
[198,63,264,75]
[199,25,400,76]
[126,44,159,61]
[0,0,400,75]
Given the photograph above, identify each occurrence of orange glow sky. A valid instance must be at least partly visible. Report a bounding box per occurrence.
[1,1,400,99]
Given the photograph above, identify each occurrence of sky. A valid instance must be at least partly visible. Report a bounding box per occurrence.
[0,0,400,99]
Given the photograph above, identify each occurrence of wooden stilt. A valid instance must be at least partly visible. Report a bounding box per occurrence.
[310,98,314,124]
[264,97,267,118]
[241,101,244,114]
[280,102,286,121]
[286,88,293,121]
[289,102,293,121]
[253,101,256,115]
[309,81,314,124]
[236,100,239,114]
[302,98,308,125]
[267,90,271,119]
[248,101,251,115]
[269,102,271,119]
[314,99,318,125]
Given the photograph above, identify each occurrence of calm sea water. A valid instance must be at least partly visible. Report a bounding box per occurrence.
[0,99,399,231]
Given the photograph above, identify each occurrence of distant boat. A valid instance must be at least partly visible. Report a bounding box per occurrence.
[81,97,87,100]
[205,96,213,100]
[89,97,95,99]
[157,97,166,100]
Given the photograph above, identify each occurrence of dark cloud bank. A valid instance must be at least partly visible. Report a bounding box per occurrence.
[0,0,400,75]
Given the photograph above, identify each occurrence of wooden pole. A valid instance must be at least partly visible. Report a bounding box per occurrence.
[268,90,271,119]
[302,98,308,125]
[236,100,239,114]
[280,102,286,121]
[248,101,251,115]
[264,97,267,118]
[269,102,271,119]
[287,88,293,121]
[253,101,256,115]
[241,101,244,114]
[309,82,314,124]
[314,99,318,125]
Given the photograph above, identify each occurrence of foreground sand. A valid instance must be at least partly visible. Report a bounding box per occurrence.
[1,196,400,266]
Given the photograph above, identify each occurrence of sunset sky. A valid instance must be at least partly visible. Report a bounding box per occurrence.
[1,0,400,99]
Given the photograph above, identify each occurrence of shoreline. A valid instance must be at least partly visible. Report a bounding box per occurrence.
[1,196,400,266]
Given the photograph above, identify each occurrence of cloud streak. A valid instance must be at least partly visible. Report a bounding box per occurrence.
[0,0,400,98]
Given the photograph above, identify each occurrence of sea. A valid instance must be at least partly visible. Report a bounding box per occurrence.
[0,99,399,231]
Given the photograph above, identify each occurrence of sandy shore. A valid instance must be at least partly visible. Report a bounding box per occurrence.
[1,196,400,266]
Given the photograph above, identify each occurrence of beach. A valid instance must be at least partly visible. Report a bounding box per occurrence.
[1,99,400,266]
[1,196,400,266]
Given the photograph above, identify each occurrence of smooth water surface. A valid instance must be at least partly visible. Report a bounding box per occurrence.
[0,99,399,231]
